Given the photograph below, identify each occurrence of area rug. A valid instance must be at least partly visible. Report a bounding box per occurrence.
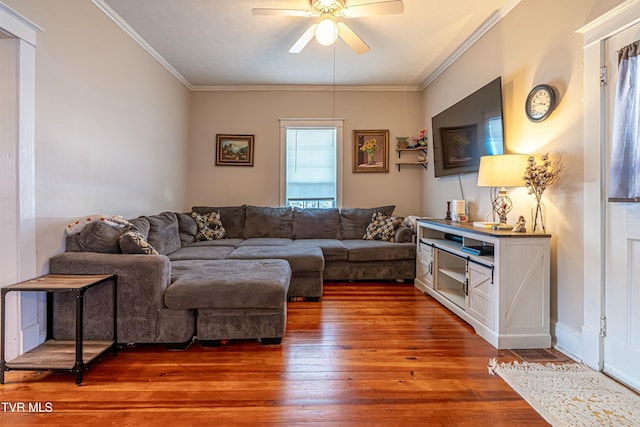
[488,359,640,426]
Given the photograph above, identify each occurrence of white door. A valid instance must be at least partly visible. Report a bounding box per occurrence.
[603,22,640,391]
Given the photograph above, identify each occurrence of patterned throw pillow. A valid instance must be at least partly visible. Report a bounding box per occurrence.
[119,230,159,255]
[190,211,227,241]
[363,211,404,242]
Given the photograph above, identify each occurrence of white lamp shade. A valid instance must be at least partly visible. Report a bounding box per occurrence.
[477,154,528,188]
[316,18,338,46]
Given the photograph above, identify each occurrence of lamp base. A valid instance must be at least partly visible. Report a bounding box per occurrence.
[491,222,512,231]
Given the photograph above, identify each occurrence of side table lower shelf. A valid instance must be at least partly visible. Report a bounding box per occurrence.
[6,339,115,370]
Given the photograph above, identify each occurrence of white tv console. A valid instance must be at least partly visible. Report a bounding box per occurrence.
[415,219,551,349]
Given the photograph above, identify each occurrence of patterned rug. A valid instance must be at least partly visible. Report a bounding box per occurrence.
[488,359,640,426]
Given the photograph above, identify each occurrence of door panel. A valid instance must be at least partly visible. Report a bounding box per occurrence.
[603,22,640,391]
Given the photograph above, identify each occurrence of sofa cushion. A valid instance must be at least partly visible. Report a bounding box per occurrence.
[227,246,324,272]
[128,217,151,238]
[343,240,416,262]
[66,221,125,253]
[244,206,293,239]
[145,212,181,255]
[119,230,159,255]
[166,259,291,309]
[363,211,404,242]
[175,213,197,246]
[238,238,292,247]
[291,239,348,262]
[168,246,234,261]
[191,211,227,241]
[187,238,244,248]
[292,208,340,239]
[191,205,246,239]
[339,205,395,239]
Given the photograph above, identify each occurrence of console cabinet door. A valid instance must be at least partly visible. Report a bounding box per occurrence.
[466,262,494,331]
[417,242,433,289]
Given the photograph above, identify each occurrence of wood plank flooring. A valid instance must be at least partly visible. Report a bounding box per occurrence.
[0,282,549,426]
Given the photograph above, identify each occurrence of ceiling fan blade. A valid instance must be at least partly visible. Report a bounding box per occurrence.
[337,22,369,54]
[252,8,311,17]
[289,23,319,53]
[343,0,404,18]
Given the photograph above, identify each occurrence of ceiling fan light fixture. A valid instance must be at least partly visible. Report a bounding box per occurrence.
[315,18,338,46]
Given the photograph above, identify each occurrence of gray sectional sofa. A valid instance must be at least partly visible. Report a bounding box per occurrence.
[49,205,415,347]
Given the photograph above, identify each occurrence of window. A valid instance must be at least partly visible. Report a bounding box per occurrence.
[280,119,343,208]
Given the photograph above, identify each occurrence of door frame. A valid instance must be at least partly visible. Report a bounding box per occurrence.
[0,2,41,361]
[577,0,640,371]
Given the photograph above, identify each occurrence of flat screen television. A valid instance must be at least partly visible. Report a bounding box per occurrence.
[431,77,505,178]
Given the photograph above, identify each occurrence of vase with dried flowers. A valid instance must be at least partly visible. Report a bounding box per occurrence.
[523,153,563,233]
[360,139,379,165]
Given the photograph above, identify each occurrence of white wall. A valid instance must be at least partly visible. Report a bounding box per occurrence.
[3,0,191,273]
[422,0,625,355]
[188,89,424,217]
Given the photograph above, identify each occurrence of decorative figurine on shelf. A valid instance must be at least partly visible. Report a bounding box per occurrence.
[417,154,426,163]
[396,136,409,149]
[512,215,526,232]
[445,201,452,220]
[413,129,428,147]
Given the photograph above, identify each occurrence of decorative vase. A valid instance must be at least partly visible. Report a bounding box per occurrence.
[531,199,547,233]
[367,151,375,165]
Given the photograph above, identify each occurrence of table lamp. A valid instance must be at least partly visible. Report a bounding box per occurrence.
[477,154,528,230]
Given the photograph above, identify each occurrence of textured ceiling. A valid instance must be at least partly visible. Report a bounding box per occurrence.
[99,0,519,89]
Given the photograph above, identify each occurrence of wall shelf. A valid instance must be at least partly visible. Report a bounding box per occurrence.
[395,148,428,171]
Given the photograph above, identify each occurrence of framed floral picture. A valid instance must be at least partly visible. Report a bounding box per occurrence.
[216,134,254,166]
[353,129,389,173]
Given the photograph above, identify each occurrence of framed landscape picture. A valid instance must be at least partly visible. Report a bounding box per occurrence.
[353,129,389,173]
[216,134,254,166]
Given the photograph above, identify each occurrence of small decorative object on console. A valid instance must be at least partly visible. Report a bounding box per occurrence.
[511,215,526,233]
[445,201,452,220]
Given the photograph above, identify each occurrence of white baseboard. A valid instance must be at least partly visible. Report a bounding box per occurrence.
[581,324,603,370]
[552,320,583,363]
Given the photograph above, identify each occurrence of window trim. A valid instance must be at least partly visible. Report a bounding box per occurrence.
[279,118,344,207]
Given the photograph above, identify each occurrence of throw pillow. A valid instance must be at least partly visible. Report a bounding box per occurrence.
[363,211,403,242]
[191,211,227,241]
[119,230,159,255]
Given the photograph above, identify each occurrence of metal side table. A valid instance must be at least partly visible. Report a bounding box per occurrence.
[1,274,117,385]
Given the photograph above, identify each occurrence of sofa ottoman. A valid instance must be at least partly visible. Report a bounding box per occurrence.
[166,259,291,345]
[226,246,324,300]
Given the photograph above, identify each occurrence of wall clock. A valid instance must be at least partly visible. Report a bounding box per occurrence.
[525,84,556,122]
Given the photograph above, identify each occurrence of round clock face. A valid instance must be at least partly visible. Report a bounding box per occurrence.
[526,84,556,122]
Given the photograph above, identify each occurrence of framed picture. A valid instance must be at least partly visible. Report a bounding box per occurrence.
[216,134,254,166]
[353,129,389,173]
[440,125,477,169]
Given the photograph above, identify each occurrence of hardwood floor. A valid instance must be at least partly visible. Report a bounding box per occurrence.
[0,282,549,426]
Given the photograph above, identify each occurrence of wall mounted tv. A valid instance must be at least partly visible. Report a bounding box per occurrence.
[431,77,505,178]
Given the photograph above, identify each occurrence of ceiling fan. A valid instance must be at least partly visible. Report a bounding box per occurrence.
[252,0,404,54]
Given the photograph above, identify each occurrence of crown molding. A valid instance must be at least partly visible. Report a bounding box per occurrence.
[420,0,522,90]
[192,84,421,92]
[92,0,192,90]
